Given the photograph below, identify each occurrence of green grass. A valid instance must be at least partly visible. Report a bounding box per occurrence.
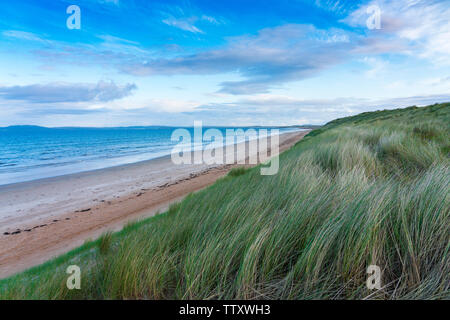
[227,166,249,177]
[1,103,449,300]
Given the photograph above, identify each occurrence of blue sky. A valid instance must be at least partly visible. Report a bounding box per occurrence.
[0,0,449,127]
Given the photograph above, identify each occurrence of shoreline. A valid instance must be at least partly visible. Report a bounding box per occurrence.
[0,130,309,279]
[0,128,306,187]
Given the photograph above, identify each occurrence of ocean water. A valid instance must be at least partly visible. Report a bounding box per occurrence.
[0,126,303,186]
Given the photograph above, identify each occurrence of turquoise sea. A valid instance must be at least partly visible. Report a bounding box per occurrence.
[0,126,303,185]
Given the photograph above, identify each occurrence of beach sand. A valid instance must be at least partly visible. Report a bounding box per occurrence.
[0,130,308,278]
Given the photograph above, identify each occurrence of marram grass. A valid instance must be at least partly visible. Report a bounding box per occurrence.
[1,103,449,300]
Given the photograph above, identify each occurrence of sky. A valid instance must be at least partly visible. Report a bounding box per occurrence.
[0,0,449,127]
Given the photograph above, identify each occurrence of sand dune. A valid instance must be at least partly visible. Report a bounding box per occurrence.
[0,130,308,279]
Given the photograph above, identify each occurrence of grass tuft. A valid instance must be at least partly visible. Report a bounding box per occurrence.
[228,166,248,177]
[98,232,113,255]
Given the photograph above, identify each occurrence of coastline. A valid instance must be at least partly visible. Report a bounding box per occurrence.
[0,127,304,186]
[0,130,309,279]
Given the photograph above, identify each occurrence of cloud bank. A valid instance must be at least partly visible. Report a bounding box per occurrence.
[122,24,354,94]
[0,81,136,103]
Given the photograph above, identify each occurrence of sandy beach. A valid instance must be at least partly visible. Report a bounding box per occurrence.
[0,130,308,279]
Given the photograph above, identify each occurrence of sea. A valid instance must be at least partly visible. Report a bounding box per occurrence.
[0,126,304,186]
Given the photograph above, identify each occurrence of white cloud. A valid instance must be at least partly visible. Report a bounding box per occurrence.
[162,16,204,33]
[362,57,388,78]
[145,98,200,113]
[201,15,219,24]
[3,30,47,43]
[344,0,450,65]
[0,81,136,103]
[122,24,358,94]
[161,13,221,34]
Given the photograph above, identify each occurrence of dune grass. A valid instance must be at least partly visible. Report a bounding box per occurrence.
[0,103,449,300]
